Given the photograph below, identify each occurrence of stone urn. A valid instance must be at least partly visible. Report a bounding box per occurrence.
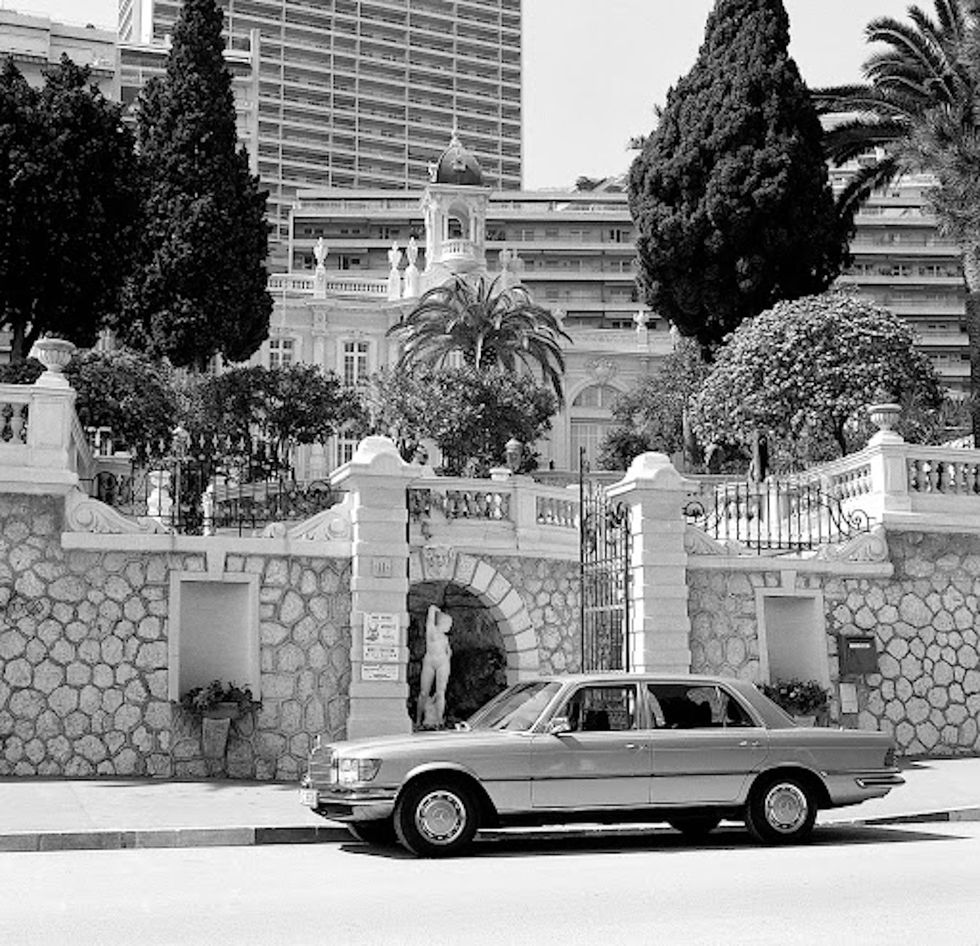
[867,401,901,433]
[29,337,76,388]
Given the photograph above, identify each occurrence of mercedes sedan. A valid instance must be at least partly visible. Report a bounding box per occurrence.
[299,673,903,857]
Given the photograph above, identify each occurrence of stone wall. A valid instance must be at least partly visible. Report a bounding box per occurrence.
[687,531,980,757]
[0,494,352,779]
[487,555,581,675]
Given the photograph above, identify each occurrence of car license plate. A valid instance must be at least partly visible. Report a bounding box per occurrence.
[300,787,318,807]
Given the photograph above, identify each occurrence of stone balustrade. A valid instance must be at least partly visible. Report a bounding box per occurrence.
[267,273,388,297]
[408,473,579,559]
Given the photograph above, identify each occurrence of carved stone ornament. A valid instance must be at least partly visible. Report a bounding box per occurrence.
[64,487,171,535]
[814,525,889,563]
[421,545,457,581]
[684,525,746,557]
[585,358,618,384]
[262,494,353,542]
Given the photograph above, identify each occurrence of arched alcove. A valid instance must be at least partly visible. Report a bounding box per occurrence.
[407,580,508,725]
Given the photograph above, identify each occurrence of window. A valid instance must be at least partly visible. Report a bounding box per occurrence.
[561,685,637,732]
[335,428,358,467]
[645,683,754,729]
[269,338,295,367]
[343,340,370,386]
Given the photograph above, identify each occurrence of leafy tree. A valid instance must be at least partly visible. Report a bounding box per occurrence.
[689,292,944,468]
[0,57,138,361]
[628,0,847,352]
[597,337,710,469]
[118,0,271,369]
[64,350,178,460]
[363,366,558,476]
[387,275,571,403]
[814,0,980,439]
[192,364,349,467]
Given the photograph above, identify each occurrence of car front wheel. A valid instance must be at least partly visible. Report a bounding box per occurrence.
[346,818,397,846]
[394,778,480,858]
[745,774,817,844]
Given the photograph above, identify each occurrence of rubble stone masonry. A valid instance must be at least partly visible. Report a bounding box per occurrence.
[0,494,351,778]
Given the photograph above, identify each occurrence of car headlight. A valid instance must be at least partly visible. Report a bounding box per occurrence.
[337,758,382,784]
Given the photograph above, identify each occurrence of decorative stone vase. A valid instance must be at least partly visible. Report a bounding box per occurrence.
[29,337,76,388]
[867,401,901,433]
[203,701,243,721]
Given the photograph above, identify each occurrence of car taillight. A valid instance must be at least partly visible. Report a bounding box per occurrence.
[884,747,896,768]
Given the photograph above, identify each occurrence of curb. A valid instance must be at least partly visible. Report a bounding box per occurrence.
[3,808,979,853]
[0,824,350,853]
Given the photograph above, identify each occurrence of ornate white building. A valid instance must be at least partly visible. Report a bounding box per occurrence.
[256,135,674,476]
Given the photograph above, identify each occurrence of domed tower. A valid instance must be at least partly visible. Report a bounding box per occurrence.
[419,132,492,292]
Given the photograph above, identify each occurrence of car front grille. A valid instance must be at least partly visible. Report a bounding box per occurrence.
[308,744,337,787]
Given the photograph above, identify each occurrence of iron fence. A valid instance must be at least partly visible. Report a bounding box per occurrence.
[82,440,339,536]
[683,477,872,553]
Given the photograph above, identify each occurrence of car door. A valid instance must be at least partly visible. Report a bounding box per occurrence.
[646,682,769,805]
[529,682,652,809]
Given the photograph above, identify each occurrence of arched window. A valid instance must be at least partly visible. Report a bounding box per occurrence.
[570,384,621,469]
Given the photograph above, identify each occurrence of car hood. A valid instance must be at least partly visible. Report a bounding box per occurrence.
[321,728,527,759]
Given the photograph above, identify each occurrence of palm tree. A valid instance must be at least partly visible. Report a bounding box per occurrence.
[387,274,572,403]
[814,0,980,437]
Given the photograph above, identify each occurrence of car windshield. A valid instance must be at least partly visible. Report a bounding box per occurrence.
[466,681,563,732]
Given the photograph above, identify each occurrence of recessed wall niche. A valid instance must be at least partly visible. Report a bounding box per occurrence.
[168,574,260,700]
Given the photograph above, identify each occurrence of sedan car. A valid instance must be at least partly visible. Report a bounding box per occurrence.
[299,673,903,857]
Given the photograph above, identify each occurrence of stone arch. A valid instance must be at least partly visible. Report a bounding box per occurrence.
[409,546,539,683]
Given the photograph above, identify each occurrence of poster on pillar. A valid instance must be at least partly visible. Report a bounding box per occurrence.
[362,613,400,664]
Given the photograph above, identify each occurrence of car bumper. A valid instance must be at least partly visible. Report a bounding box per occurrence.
[300,778,398,823]
[825,769,905,806]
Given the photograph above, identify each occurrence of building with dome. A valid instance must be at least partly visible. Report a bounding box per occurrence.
[256,134,674,476]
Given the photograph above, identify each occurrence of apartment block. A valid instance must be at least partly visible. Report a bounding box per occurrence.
[119,0,523,268]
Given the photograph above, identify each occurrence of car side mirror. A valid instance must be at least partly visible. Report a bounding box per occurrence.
[547,716,572,736]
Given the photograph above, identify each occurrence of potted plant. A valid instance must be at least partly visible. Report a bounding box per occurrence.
[175,680,262,759]
[760,678,830,726]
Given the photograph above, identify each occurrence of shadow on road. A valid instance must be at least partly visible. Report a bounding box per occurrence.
[340,823,965,860]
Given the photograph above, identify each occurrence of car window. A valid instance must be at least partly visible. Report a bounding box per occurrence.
[645,683,753,729]
[561,685,637,732]
[467,681,563,732]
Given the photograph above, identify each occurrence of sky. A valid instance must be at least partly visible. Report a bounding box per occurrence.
[4,0,915,188]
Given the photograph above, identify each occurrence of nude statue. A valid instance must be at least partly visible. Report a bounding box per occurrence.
[417,604,452,727]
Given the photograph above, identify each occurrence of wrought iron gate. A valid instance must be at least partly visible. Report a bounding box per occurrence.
[579,450,632,671]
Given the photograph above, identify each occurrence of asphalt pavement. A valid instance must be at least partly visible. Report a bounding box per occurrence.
[0,755,978,853]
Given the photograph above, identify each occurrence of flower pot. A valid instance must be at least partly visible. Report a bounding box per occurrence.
[202,701,242,720]
[201,716,232,759]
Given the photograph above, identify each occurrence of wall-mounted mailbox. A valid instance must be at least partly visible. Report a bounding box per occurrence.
[838,634,879,676]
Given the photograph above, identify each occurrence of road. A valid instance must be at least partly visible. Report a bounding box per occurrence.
[2,823,979,945]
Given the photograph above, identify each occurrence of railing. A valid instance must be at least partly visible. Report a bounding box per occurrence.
[0,389,29,446]
[84,459,341,536]
[684,478,873,553]
[407,474,581,555]
[267,273,388,296]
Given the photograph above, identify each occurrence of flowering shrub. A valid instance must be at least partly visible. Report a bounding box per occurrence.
[177,680,261,720]
[760,679,830,716]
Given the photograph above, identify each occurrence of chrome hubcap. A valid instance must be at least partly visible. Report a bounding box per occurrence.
[764,783,808,833]
[415,790,465,844]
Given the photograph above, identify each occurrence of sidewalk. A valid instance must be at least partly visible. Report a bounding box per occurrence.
[1,756,978,853]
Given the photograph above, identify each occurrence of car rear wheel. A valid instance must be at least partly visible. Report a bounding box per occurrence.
[394,778,480,858]
[745,774,817,844]
[346,818,397,846]
[667,815,722,840]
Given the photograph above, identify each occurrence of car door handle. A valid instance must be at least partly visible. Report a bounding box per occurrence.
[624,744,646,751]
[739,740,762,748]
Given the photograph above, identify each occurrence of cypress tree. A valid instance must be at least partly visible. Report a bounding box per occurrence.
[628,0,847,351]
[119,0,271,368]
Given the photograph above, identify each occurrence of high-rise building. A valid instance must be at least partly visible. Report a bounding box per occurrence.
[118,0,523,269]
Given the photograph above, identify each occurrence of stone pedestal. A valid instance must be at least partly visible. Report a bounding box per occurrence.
[607,452,692,673]
[331,436,419,738]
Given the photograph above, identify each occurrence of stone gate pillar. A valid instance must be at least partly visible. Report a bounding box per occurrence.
[607,452,692,673]
[330,436,417,738]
